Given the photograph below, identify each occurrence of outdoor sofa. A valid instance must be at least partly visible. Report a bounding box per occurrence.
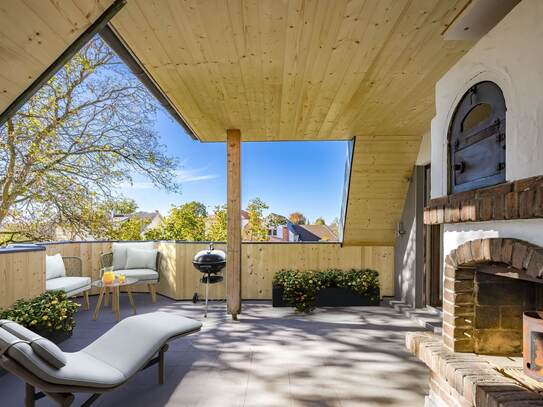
[46,254,91,310]
[0,312,202,406]
[100,242,162,303]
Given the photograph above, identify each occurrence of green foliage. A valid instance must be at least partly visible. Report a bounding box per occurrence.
[289,212,307,225]
[273,269,380,313]
[108,217,150,241]
[206,205,227,241]
[329,217,340,235]
[243,198,269,241]
[314,217,326,225]
[145,201,207,241]
[0,291,80,333]
[0,37,179,241]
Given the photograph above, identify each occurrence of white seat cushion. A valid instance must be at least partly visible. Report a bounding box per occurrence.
[45,254,66,280]
[125,248,157,270]
[46,276,91,294]
[112,242,155,270]
[115,269,158,282]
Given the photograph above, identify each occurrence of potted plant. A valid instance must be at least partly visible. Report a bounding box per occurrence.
[273,268,380,313]
[0,290,81,343]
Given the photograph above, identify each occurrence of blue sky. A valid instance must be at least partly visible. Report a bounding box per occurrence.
[119,110,348,225]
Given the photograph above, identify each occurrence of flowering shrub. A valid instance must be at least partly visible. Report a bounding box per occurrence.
[0,291,80,334]
[273,268,380,313]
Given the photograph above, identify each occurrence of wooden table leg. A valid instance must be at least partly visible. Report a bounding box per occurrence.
[104,286,110,307]
[93,287,106,320]
[127,286,136,314]
[114,287,120,321]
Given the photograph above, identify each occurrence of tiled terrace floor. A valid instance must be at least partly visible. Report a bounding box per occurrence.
[0,295,429,407]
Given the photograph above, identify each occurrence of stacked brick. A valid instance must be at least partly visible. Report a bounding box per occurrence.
[424,176,543,224]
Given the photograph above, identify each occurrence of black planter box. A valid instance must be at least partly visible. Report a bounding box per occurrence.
[272,285,380,307]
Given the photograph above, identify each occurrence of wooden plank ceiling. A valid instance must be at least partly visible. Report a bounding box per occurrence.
[0,0,114,115]
[110,0,473,245]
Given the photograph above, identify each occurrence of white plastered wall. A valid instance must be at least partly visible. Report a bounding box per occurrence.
[429,0,543,257]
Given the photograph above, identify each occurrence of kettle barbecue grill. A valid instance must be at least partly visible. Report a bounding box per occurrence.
[192,243,226,317]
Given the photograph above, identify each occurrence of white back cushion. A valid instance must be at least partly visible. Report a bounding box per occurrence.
[45,254,66,280]
[125,248,158,270]
[111,242,155,270]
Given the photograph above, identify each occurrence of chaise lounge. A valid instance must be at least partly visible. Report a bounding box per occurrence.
[0,312,202,407]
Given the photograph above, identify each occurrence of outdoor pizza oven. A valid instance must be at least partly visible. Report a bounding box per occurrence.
[523,311,543,381]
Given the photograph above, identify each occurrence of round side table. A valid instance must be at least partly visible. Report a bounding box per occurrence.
[92,278,137,321]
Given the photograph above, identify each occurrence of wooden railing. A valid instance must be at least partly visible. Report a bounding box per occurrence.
[0,241,394,308]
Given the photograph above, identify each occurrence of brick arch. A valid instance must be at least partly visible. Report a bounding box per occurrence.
[445,238,543,275]
[443,238,543,353]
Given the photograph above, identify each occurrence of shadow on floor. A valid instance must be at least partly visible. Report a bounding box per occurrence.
[0,295,429,407]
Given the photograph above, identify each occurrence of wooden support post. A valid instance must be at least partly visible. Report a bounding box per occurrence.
[226,129,241,319]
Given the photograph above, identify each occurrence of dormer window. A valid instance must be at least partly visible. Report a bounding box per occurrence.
[448,81,506,194]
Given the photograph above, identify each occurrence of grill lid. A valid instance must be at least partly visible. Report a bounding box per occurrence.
[193,243,226,265]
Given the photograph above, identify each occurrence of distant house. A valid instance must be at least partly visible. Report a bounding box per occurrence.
[265,213,338,242]
[290,224,337,242]
[112,211,163,237]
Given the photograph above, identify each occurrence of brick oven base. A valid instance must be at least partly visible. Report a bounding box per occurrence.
[406,332,543,406]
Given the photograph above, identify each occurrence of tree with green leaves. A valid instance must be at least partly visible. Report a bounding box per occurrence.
[145,201,207,241]
[0,37,178,244]
[243,198,269,241]
[314,217,326,225]
[329,217,340,236]
[206,204,227,242]
[289,212,307,225]
[108,217,150,241]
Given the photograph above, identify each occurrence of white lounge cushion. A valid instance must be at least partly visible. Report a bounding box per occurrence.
[0,312,202,389]
[46,276,91,294]
[125,248,157,270]
[0,320,66,369]
[82,312,202,378]
[112,242,155,270]
[114,269,158,282]
[45,254,65,280]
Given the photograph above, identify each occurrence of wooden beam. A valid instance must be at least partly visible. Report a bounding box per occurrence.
[226,129,241,318]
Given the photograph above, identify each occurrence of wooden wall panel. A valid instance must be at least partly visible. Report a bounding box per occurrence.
[36,242,394,301]
[111,0,471,141]
[0,249,45,310]
[0,0,113,114]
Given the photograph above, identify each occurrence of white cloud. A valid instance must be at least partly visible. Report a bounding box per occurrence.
[119,168,219,190]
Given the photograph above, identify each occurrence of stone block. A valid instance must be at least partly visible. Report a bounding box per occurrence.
[456,268,474,280]
[490,239,503,262]
[512,242,529,270]
[535,187,543,217]
[526,250,543,278]
[479,197,493,221]
[473,330,522,355]
[505,192,519,219]
[502,239,515,264]
[500,306,524,330]
[482,239,492,261]
[471,239,484,263]
[513,175,543,192]
[493,194,506,220]
[455,278,474,293]
[476,282,525,306]
[475,384,525,407]
[466,200,478,221]
[519,190,536,218]
[474,306,500,329]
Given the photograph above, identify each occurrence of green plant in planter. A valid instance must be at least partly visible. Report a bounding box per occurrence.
[0,290,80,334]
[273,268,380,313]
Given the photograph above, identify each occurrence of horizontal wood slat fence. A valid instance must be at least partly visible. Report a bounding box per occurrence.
[0,242,393,309]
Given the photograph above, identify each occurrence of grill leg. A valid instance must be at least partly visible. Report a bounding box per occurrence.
[205,273,210,318]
